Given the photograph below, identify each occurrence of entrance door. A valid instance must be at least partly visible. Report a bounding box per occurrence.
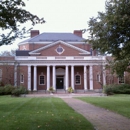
[56,76,64,89]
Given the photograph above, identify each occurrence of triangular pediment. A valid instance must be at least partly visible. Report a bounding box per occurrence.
[29,40,90,56]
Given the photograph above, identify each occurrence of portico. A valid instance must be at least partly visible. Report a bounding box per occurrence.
[27,64,94,91]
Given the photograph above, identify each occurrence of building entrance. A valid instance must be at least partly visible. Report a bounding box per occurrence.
[56,76,64,89]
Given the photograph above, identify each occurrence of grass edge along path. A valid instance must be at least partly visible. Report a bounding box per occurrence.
[0,96,94,130]
[77,94,130,119]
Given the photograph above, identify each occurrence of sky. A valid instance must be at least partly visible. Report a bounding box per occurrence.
[0,0,106,51]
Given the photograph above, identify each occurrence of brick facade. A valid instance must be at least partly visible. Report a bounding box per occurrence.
[0,30,119,92]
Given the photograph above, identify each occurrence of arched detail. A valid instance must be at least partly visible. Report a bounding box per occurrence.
[56,68,65,75]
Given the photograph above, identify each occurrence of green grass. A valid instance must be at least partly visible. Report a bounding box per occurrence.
[0,96,93,130]
[77,94,130,118]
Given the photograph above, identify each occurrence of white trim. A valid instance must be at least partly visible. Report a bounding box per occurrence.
[75,74,81,85]
[20,74,24,83]
[89,65,93,90]
[28,65,31,91]
[39,75,45,85]
[97,73,101,82]
[0,69,2,81]
[33,66,37,91]
[118,76,125,84]
[71,66,74,89]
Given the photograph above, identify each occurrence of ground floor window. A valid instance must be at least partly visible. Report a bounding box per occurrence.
[75,74,81,85]
[39,75,45,85]
[0,69,2,81]
[97,74,101,82]
[20,74,24,83]
[118,76,124,84]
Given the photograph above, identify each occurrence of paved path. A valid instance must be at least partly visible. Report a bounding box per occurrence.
[62,98,130,130]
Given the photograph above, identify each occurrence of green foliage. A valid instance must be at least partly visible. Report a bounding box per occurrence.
[4,84,15,95]
[104,84,130,95]
[67,87,74,93]
[49,86,54,92]
[0,87,5,95]
[0,0,45,45]
[11,86,28,96]
[0,84,15,95]
[87,0,130,75]
[0,85,28,96]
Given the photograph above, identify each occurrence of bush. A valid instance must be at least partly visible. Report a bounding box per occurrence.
[4,84,15,95]
[104,84,130,95]
[67,87,74,93]
[0,87,5,95]
[0,84,15,95]
[11,86,28,96]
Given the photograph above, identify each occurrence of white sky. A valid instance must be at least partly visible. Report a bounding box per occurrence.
[0,0,106,51]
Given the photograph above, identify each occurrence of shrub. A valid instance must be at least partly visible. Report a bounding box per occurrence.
[0,87,4,95]
[4,84,15,95]
[11,86,28,96]
[67,87,74,93]
[11,86,28,97]
[104,84,130,95]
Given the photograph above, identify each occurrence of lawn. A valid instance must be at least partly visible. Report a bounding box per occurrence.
[77,94,130,118]
[0,96,93,130]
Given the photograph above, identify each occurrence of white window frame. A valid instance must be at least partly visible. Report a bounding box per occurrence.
[39,75,45,85]
[75,74,81,85]
[20,74,24,83]
[0,69,2,81]
[97,74,101,82]
[118,76,124,84]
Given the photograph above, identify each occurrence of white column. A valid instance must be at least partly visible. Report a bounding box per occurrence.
[47,65,50,91]
[53,65,56,90]
[71,65,74,90]
[89,65,93,90]
[84,66,87,90]
[33,66,37,91]
[14,64,17,87]
[28,65,31,91]
[103,65,106,86]
[65,65,69,90]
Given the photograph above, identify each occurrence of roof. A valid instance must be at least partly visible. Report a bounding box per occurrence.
[19,32,86,45]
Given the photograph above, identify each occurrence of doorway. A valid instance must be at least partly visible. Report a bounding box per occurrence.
[56,76,64,89]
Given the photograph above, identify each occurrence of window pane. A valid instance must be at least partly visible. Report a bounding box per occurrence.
[75,75,80,84]
[40,76,44,85]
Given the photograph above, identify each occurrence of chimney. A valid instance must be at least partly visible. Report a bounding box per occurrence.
[31,30,39,38]
[73,30,82,37]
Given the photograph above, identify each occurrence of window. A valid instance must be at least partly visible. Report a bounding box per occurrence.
[20,74,24,83]
[0,69,2,81]
[97,74,101,82]
[75,75,81,85]
[56,45,64,55]
[119,76,124,84]
[39,75,45,85]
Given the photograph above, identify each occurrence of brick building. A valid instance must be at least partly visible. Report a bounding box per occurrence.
[0,30,120,92]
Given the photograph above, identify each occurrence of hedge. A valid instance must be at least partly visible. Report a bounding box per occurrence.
[104,84,130,95]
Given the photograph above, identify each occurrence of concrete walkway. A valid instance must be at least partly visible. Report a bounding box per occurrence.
[62,98,130,130]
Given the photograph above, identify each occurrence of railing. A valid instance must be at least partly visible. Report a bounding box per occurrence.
[15,56,106,61]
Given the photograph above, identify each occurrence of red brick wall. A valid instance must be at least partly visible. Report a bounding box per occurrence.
[39,43,83,56]
[0,64,14,85]
[18,66,28,88]
[37,66,47,90]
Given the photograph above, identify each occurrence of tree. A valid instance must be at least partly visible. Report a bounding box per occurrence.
[87,0,130,76]
[0,49,16,56]
[0,0,45,46]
